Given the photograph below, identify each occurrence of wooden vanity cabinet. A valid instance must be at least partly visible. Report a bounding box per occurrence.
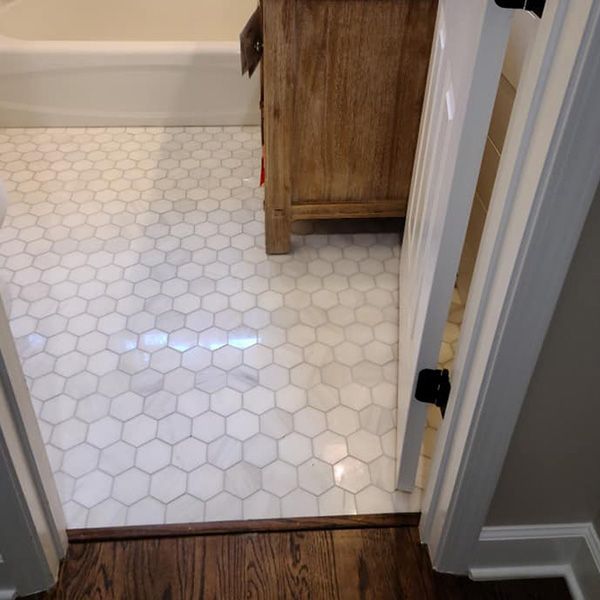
[261,0,437,254]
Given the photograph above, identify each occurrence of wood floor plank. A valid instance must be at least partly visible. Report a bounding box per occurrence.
[246,531,340,599]
[45,543,108,600]
[430,572,573,600]
[244,532,285,600]
[332,527,430,600]
[200,534,245,599]
[280,531,340,599]
[28,524,572,600]
[122,538,204,599]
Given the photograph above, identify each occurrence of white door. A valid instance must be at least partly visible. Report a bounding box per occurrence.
[396,0,512,491]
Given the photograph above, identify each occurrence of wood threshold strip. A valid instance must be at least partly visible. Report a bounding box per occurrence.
[67,512,420,543]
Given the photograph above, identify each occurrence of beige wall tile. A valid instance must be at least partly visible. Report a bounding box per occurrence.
[457,12,538,295]
[503,11,540,88]
[456,195,488,301]
[475,139,500,211]
[488,76,516,153]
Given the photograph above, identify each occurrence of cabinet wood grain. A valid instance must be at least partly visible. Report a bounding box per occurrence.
[263,0,438,253]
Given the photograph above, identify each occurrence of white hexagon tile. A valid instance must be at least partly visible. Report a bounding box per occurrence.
[0,126,448,528]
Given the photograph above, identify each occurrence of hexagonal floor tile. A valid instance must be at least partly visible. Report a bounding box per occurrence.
[188,464,224,501]
[224,462,261,499]
[262,461,297,497]
[0,125,457,529]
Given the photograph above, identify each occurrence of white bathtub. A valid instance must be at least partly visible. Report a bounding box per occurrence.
[0,0,261,127]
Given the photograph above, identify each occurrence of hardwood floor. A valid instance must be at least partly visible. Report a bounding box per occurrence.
[31,520,571,599]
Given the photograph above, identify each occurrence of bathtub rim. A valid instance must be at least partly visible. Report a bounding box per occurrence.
[0,33,240,54]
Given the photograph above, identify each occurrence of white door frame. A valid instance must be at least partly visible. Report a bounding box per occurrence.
[421,0,600,573]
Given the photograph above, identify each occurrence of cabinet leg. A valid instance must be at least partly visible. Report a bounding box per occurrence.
[265,210,291,254]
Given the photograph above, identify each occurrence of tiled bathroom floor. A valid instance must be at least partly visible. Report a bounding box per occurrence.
[0,126,443,528]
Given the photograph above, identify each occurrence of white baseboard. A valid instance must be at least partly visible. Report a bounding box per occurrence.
[470,523,600,600]
[0,589,15,600]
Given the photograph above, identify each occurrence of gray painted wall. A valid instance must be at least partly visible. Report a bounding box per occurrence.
[486,188,600,527]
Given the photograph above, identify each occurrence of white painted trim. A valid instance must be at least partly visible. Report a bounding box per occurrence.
[481,523,593,542]
[471,523,600,600]
[419,0,600,575]
[583,526,600,574]
[474,567,583,599]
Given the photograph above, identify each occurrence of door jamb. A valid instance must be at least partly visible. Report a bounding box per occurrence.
[420,0,600,573]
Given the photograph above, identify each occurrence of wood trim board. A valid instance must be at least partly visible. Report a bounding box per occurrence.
[67,513,421,543]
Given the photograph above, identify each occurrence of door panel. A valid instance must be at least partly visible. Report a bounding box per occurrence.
[397,0,512,491]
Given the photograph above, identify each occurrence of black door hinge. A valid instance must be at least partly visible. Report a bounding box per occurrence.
[495,0,545,18]
[415,369,451,417]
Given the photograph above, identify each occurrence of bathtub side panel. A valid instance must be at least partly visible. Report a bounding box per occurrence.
[0,43,261,127]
